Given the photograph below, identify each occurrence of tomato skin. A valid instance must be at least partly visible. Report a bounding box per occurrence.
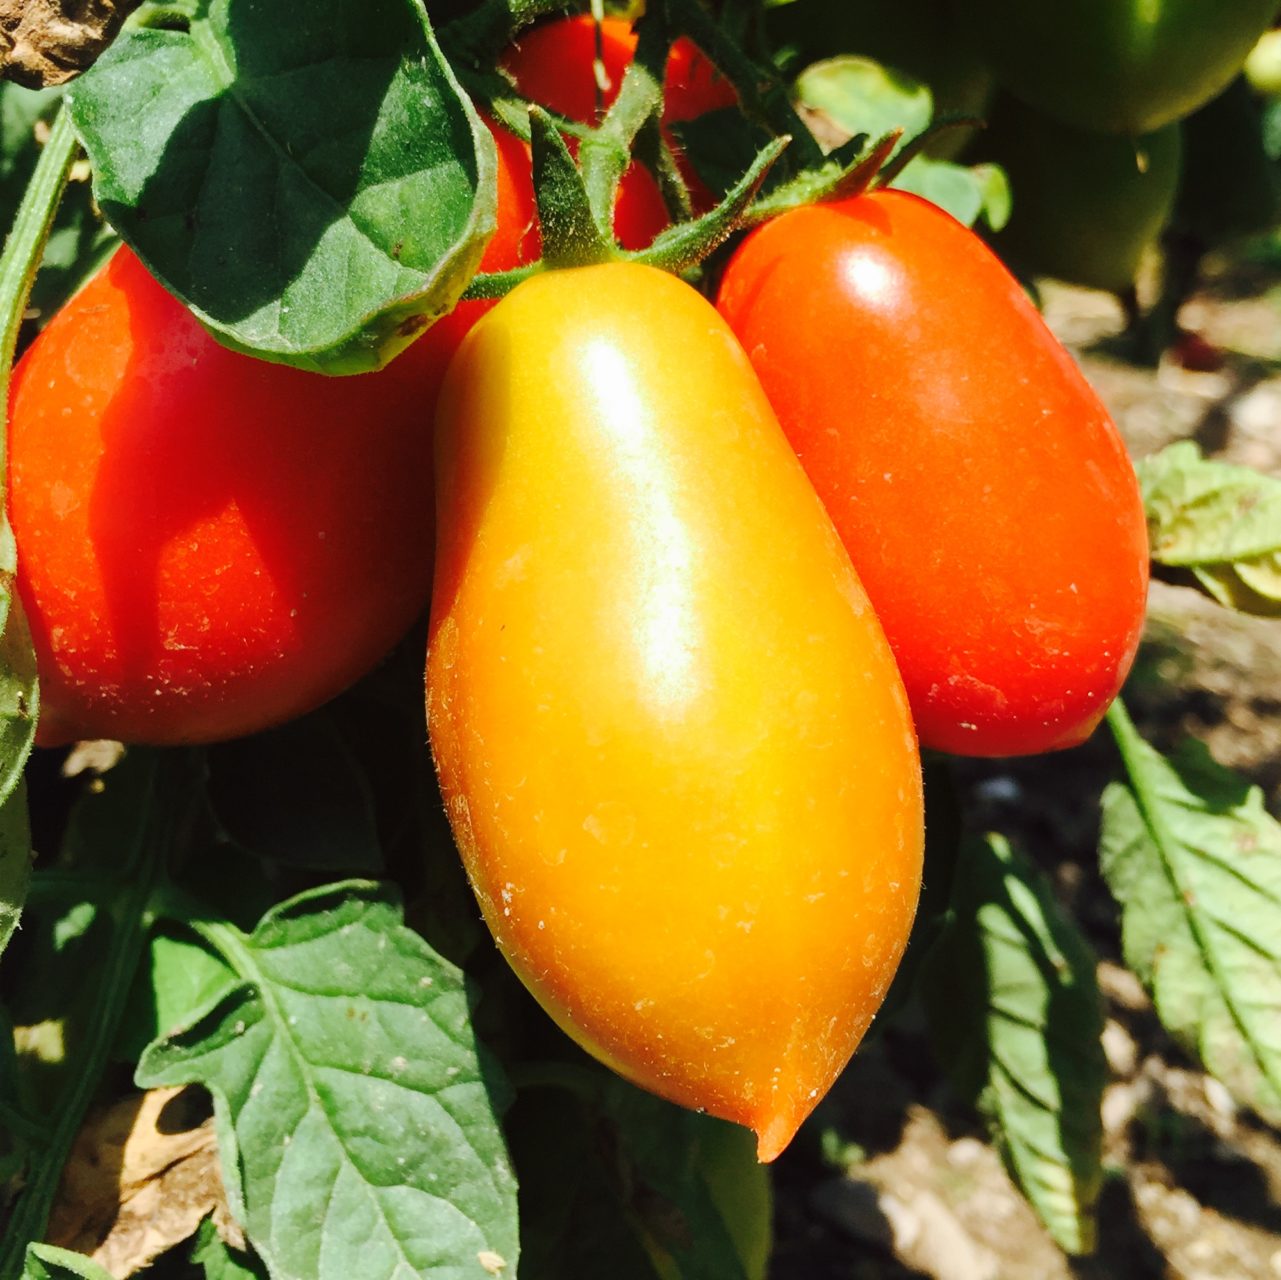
[964,0,1278,134]
[503,15,736,234]
[717,191,1149,758]
[427,262,923,1160]
[10,125,536,747]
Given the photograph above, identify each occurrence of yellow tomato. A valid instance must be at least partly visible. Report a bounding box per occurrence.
[427,262,923,1161]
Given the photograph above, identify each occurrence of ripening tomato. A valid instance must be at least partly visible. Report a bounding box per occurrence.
[963,0,1278,134]
[717,190,1149,758]
[10,124,536,747]
[427,262,923,1161]
[504,15,736,233]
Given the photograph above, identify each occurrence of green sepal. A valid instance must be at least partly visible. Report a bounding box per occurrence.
[530,107,618,269]
[744,130,898,225]
[629,135,789,274]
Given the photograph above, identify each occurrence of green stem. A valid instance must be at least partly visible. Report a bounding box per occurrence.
[0,754,193,1280]
[663,0,823,169]
[0,107,78,507]
[578,11,672,235]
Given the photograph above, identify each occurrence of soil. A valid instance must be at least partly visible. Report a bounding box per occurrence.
[768,253,1281,1280]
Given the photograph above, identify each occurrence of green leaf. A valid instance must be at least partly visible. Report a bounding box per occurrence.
[115,924,239,1063]
[890,155,1011,230]
[66,0,497,374]
[921,834,1104,1255]
[190,1216,269,1280]
[23,1244,115,1280]
[1138,440,1281,615]
[0,780,32,962]
[205,711,383,874]
[1103,701,1281,1127]
[137,881,518,1280]
[793,55,934,145]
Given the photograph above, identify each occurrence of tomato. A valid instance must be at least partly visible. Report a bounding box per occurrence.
[974,99,1181,292]
[10,125,536,747]
[503,15,736,232]
[427,262,923,1161]
[768,0,994,159]
[717,191,1149,758]
[963,0,1278,135]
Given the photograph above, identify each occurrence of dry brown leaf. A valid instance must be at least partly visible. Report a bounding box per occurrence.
[0,0,142,89]
[46,1085,243,1279]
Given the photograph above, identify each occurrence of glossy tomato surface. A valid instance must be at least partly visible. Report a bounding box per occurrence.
[964,0,1277,134]
[9,127,537,747]
[717,190,1149,758]
[504,15,736,232]
[427,262,923,1160]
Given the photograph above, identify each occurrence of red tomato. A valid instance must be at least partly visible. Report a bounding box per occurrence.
[504,15,736,238]
[717,191,1149,758]
[10,124,536,748]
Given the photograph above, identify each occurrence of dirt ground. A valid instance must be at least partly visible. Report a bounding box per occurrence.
[768,254,1281,1280]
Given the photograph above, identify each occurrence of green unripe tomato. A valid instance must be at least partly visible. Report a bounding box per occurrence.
[962,0,1277,135]
[976,98,1182,292]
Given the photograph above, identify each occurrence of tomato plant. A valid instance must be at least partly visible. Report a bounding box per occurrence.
[964,0,1278,134]
[427,260,923,1162]
[6,3,1281,1278]
[717,189,1150,757]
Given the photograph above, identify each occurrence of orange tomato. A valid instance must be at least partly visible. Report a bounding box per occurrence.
[427,261,923,1160]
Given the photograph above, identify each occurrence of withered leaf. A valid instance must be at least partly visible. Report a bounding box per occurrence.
[0,0,141,89]
[46,1085,242,1279]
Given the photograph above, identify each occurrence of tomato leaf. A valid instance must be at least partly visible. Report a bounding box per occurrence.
[0,781,33,963]
[1138,440,1281,616]
[786,55,1008,229]
[65,0,497,375]
[190,1215,269,1280]
[22,1244,115,1280]
[115,925,239,1064]
[920,833,1104,1255]
[890,155,1011,231]
[794,55,934,144]
[204,712,383,874]
[136,881,519,1280]
[1103,700,1281,1126]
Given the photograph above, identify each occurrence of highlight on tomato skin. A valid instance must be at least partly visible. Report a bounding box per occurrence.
[716,189,1150,759]
[427,259,924,1162]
